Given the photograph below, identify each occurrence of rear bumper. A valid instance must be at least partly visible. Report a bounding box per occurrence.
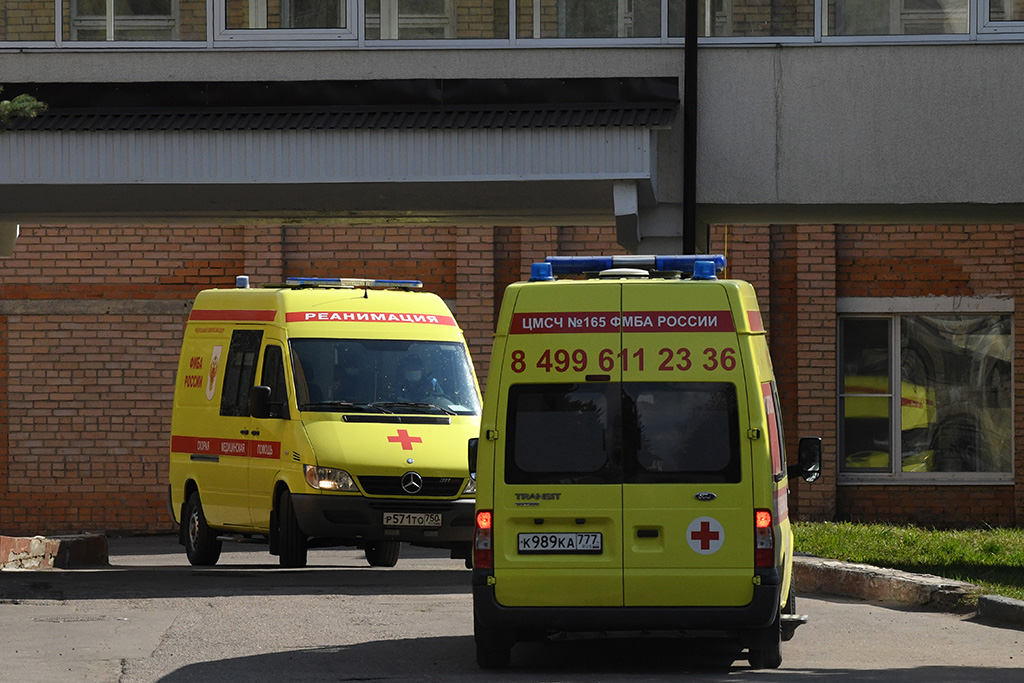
[472,568,782,636]
[291,493,475,544]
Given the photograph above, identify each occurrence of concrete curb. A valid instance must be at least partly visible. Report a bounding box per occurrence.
[0,534,108,570]
[794,555,1024,629]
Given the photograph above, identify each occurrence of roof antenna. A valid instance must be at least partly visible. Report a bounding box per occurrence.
[364,260,369,298]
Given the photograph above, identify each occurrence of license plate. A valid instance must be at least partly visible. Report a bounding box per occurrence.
[383,512,442,527]
[518,532,603,554]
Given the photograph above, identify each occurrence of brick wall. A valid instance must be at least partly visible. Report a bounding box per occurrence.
[1,221,1018,534]
[722,223,1021,528]
[0,221,621,535]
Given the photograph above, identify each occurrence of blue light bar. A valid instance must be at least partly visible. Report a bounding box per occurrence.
[286,277,423,289]
[545,256,616,274]
[656,255,727,273]
[544,254,726,276]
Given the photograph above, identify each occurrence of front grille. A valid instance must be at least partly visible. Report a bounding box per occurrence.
[358,475,464,497]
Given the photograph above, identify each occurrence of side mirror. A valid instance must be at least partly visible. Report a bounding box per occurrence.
[249,385,272,419]
[789,436,822,483]
[468,437,479,475]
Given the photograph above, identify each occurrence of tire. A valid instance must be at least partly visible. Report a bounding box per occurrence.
[183,491,222,566]
[277,490,308,568]
[474,620,512,670]
[364,540,401,567]
[748,607,783,670]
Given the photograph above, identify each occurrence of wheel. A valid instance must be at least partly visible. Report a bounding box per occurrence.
[364,540,401,567]
[748,607,783,670]
[183,491,222,566]
[277,490,308,568]
[474,619,512,669]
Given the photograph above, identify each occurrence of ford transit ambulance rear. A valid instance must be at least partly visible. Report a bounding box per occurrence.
[169,276,481,568]
[472,255,821,669]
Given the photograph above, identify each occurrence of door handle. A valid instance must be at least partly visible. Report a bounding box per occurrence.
[637,529,659,538]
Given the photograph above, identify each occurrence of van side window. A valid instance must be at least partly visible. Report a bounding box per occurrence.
[625,382,741,484]
[261,345,290,419]
[220,330,263,417]
[505,384,621,485]
[764,382,785,480]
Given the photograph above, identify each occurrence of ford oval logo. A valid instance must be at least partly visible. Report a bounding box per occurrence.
[694,492,717,502]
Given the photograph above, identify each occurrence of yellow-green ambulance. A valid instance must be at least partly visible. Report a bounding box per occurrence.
[169,276,481,568]
[472,255,821,669]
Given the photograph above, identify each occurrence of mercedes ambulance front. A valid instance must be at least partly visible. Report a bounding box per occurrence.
[169,276,482,569]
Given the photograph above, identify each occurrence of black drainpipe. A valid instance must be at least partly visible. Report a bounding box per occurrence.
[682,0,699,254]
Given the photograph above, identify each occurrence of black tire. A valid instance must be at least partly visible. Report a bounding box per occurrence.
[474,620,512,670]
[748,607,783,670]
[364,540,401,567]
[183,491,222,566]
[277,490,308,568]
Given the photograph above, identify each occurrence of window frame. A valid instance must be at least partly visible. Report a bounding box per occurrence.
[837,296,1014,485]
[68,0,181,41]
[214,0,358,43]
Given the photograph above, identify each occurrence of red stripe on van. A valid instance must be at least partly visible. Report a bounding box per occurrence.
[189,309,277,322]
[284,311,456,325]
[171,435,281,460]
[510,311,735,334]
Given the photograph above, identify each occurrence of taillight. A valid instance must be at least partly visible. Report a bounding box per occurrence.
[754,509,775,569]
[474,509,493,570]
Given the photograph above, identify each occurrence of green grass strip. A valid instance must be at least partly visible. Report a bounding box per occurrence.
[793,521,1024,601]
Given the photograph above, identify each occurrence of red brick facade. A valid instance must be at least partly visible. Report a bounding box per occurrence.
[716,224,1022,529]
[0,221,1020,534]
[0,222,624,535]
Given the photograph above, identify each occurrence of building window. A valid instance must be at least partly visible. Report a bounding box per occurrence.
[364,0,456,39]
[839,313,1012,478]
[223,0,348,29]
[69,0,180,40]
[987,0,1024,21]
[828,0,969,35]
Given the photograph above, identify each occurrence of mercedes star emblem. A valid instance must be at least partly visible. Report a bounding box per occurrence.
[401,471,424,494]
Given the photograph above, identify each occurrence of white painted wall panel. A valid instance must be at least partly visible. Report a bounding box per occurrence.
[0,127,653,186]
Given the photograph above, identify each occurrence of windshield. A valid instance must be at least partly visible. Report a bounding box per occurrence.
[290,338,481,416]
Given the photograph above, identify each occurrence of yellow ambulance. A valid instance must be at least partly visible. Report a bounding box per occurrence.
[169,276,481,568]
[471,255,821,669]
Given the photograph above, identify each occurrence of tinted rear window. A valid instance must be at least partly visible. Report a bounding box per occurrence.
[506,382,740,485]
[626,382,741,483]
[505,384,621,485]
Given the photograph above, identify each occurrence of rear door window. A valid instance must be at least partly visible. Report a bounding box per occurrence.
[505,383,621,485]
[625,382,741,483]
[505,381,740,485]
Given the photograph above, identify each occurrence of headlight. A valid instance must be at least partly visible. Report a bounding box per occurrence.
[463,474,476,495]
[304,465,358,492]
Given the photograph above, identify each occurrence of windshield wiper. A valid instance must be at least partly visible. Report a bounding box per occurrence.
[369,401,456,416]
[300,401,393,413]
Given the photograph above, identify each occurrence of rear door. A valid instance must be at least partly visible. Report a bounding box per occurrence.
[492,282,625,608]
[620,281,755,607]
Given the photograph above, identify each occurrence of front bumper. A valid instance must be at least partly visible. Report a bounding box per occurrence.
[290,493,475,544]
